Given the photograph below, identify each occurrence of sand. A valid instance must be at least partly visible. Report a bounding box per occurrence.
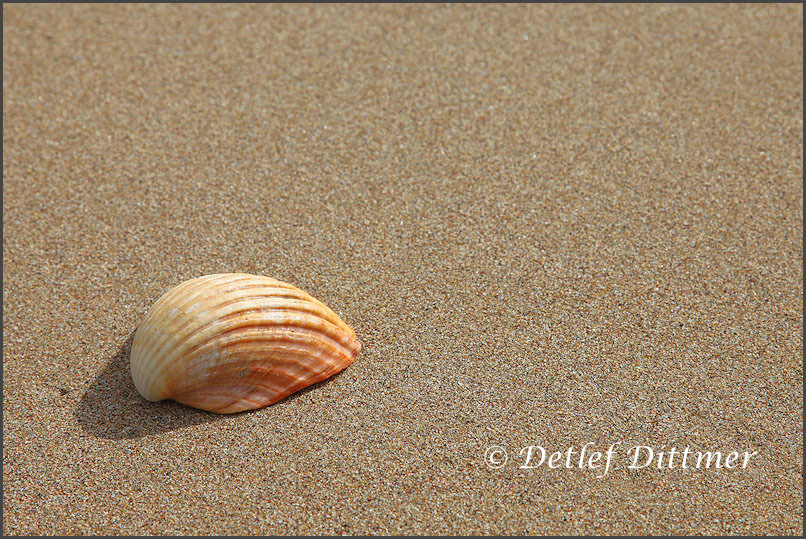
[2,4,802,535]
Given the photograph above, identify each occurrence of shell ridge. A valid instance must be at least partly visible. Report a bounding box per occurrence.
[141,313,356,402]
[204,335,353,374]
[139,284,342,374]
[172,310,355,360]
[136,274,252,375]
[170,332,356,411]
[183,322,356,365]
[139,274,259,361]
[202,358,349,414]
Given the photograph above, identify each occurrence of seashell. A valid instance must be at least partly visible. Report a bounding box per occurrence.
[130,273,361,414]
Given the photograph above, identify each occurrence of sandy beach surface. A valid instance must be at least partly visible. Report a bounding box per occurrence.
[3,4,802,535]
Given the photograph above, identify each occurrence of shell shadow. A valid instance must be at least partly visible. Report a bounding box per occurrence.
[75,331,222,440]
[75,331,350,440]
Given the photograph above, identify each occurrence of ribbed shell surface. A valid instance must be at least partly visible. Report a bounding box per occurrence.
[130,273,361,414]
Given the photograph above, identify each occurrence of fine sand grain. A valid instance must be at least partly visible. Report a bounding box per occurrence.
[3,4,802,535]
